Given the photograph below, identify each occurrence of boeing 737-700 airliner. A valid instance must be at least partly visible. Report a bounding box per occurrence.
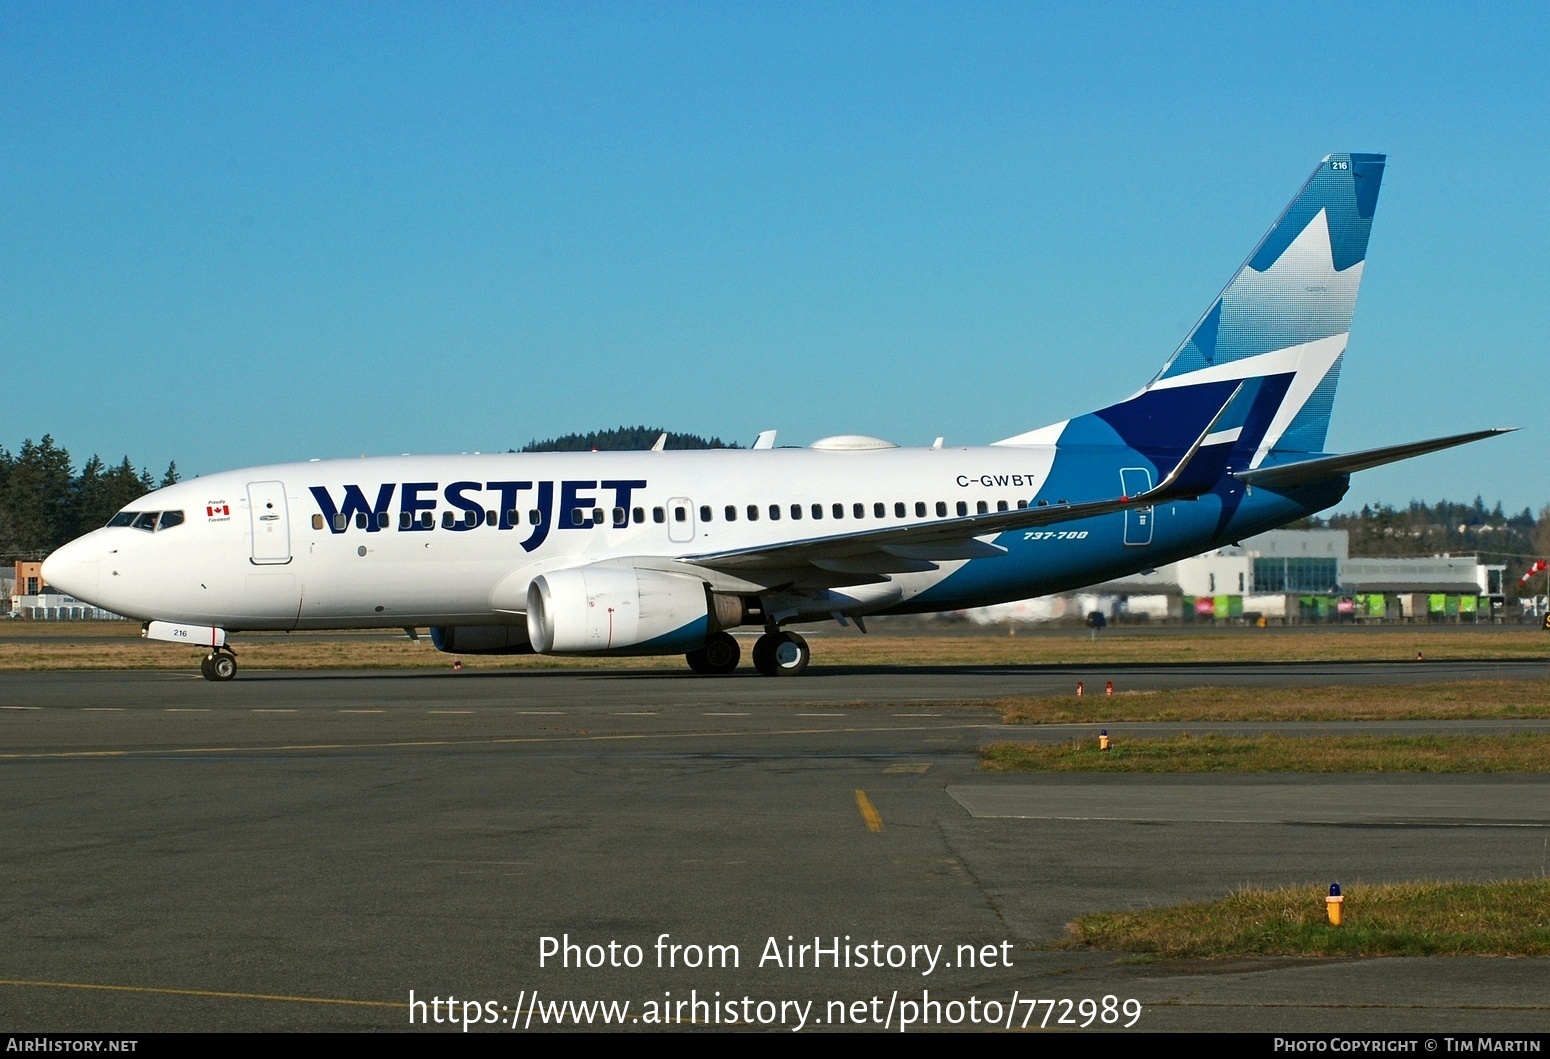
[42,154,1508,679]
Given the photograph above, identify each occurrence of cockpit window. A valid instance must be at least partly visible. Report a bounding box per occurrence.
[108,510,184,532]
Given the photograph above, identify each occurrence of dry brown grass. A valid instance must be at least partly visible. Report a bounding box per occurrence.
[0,624,1543,671]
[820,628,1548,665]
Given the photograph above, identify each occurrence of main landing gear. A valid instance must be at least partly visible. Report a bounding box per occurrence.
[752,631,809,676]
[684,629,812,676]
[686,631,741,674]
[199,647,238,682]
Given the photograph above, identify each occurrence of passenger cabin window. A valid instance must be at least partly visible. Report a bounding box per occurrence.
[529,509,541,525]
[724,505,737,522]
[400,512,412,529]
[746,505,759,522]
[419,512,433,529]
[915,501,926,517]
[936,501,947,517]
[791,504,802,520]
[832,503,844,519]
[894,502,906,518]
[956,501,968,517]
[699,506,712,522]
[591,507,603,525]
[613,507,627,528]
[312,514,325,530]
[335,513,350,531]
[977,501,989,515]
[997,500,1009,512]
[811,504,823,520]
[853,503,865,519]
[768,505,781,521]
[674,506,687,523]
[653,507,666,524]
[633,507,645,524]
[873,502,885,518]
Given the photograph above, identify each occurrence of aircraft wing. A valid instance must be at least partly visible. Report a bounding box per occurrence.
[678,489,1168,574]
[679,385,1244,575]
[1233,429,1515,489]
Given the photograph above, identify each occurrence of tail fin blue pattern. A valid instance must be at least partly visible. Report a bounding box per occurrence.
[998,154,1386,466]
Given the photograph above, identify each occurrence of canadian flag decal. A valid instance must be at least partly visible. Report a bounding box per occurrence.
[206,503,230,518]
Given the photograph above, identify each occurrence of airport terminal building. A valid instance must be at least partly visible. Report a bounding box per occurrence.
[967,530,1513,625]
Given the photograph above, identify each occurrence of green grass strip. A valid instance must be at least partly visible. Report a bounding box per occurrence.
[982,733,1550,773]
[1062,880,1550,957]
[994,682,1550,724]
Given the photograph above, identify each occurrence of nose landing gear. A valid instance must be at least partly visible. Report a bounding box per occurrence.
[199,647,238,681]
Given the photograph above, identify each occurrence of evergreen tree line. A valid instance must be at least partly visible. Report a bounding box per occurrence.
[521,425,740,452]
[0,437,177,559]
[1292,498,1550,593]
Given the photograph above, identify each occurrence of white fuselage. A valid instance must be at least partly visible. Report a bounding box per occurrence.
[43,444,1065,631]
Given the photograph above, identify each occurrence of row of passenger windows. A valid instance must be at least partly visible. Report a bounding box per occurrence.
[107,510,185,532]
[699,499,1030,523]
[311,498,1038,532]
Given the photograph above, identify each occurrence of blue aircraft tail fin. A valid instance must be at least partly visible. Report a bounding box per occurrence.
[996,153,1386,469]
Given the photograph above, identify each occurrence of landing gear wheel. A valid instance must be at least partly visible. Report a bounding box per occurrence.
[686,632,740,675]
[752,631,810,677]
[202,650,237,682]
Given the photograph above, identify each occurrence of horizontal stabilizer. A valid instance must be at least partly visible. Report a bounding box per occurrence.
[1232,429,1514,489]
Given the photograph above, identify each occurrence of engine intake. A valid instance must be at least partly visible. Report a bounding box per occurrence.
[526,566,718,654]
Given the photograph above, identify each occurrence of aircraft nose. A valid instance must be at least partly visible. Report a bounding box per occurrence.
[41,536,102,602]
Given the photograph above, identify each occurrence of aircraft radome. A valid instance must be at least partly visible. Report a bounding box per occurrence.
[42,154,1509,680]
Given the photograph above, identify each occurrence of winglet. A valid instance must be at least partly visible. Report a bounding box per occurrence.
[1147,381,1245,500]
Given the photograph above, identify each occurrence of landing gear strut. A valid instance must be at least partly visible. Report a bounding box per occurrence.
[752,630,810,677]
[686,631,741,674]
[200,647,238,682]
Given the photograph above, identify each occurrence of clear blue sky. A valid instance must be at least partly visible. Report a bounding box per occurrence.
[2,2,1544,513]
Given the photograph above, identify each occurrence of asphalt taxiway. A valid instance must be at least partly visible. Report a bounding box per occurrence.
[3,660,1549,1032]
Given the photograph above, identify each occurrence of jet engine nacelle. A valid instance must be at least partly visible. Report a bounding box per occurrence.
[429,624,533,655]
[526,566,714,654]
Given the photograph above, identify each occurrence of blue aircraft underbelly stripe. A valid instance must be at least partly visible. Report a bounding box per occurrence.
[901,481,1348,613]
